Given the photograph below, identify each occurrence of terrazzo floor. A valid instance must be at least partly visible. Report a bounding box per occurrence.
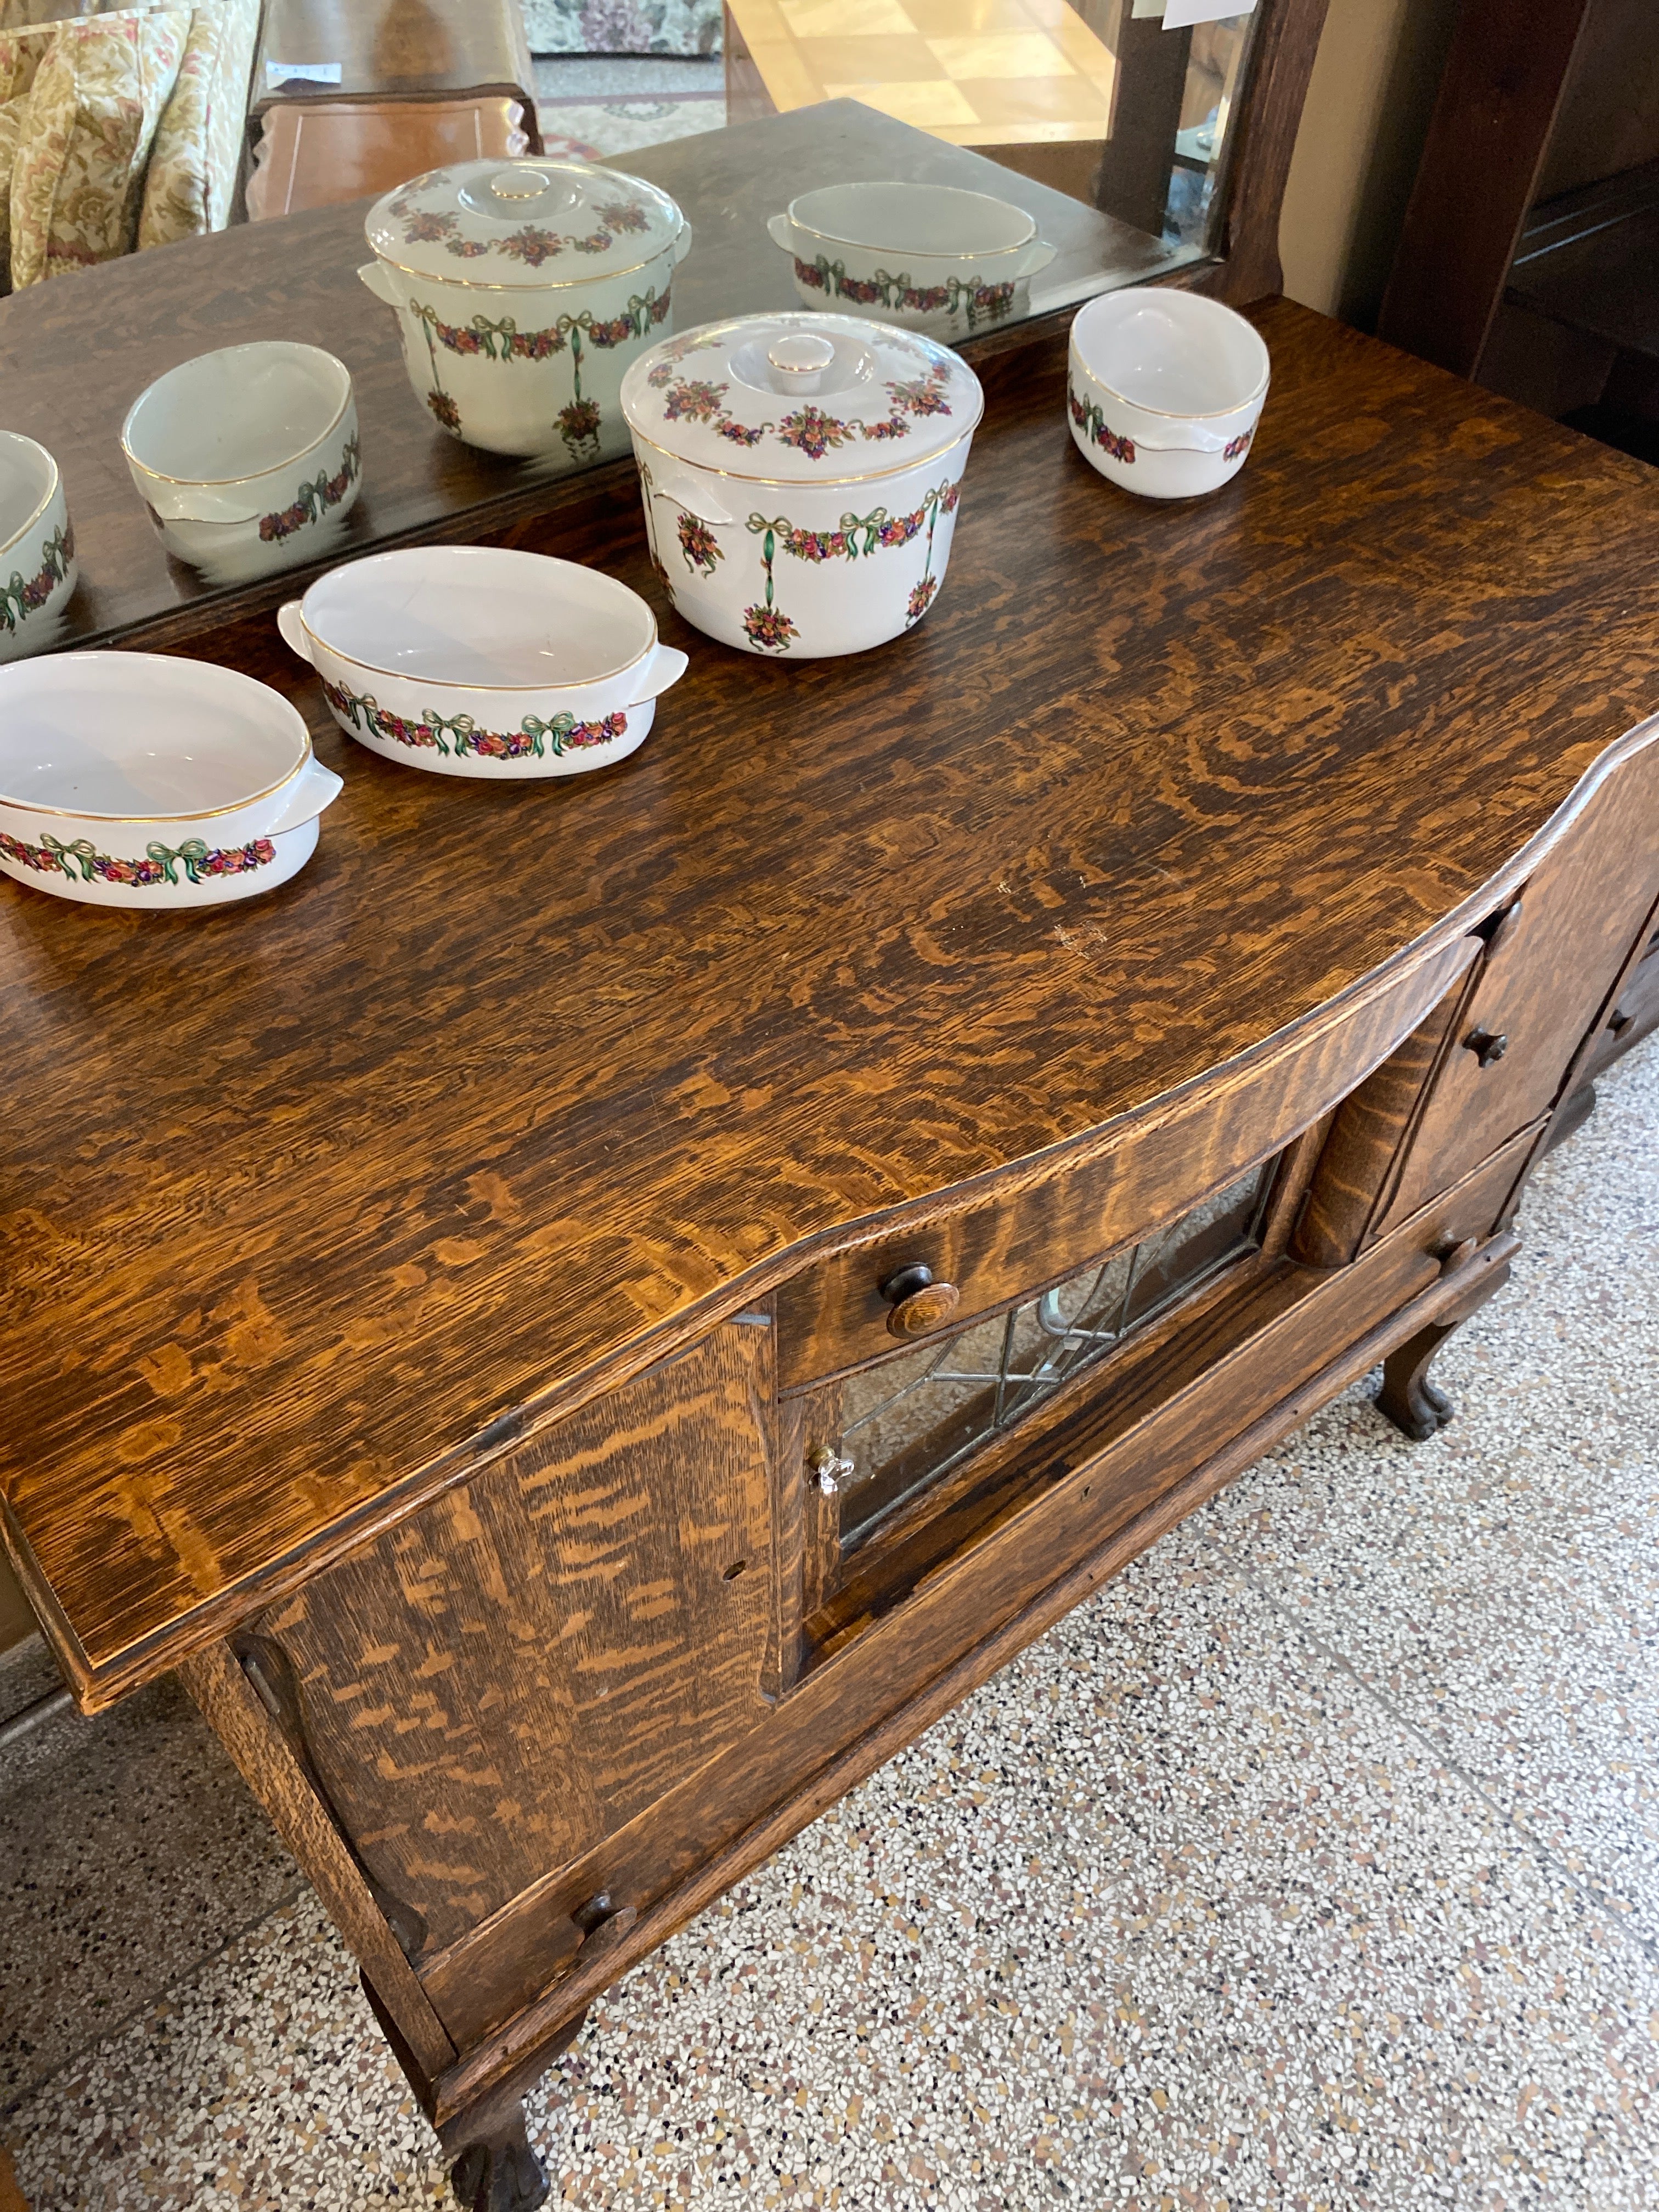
[3,1039,1656,2210]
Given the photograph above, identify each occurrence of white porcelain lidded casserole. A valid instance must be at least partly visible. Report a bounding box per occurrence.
[0,653,342,909]
[1067,289,1269,500]
[279,546,689,780]
[620,312,983,658]
[360,159,691,462]
[768,182,1056,340]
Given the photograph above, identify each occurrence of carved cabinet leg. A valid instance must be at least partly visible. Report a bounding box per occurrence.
[1375,1256,1512,1441]
[438,2009,589,2212]
[1375,1318,1461,1439]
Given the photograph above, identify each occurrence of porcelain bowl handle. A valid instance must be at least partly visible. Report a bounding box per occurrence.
[674,218,695,265]
[358,259,401,308]
[766,212,793,252]
[277,600,313,664]
[287,757,345,824]
[627,643,690,708]
[1019,240,1057,279]
[1131,419,1246,456]
[648,477,737,531]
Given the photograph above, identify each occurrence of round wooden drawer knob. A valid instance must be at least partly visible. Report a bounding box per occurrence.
[879,1261,961,1340]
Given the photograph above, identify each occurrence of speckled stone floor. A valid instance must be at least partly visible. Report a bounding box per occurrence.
[3,1040,1656,2211]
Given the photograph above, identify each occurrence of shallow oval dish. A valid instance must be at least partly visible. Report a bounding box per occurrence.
[0,430,77,661]
[1067,289,1269,500]
[122,341,362,583]
[622,311,983,659]
[0,653,342,909]
[766,182,1056,341]
[280,546,690,778]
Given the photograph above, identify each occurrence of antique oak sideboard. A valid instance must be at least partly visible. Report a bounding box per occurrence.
[3,300,1658,2209]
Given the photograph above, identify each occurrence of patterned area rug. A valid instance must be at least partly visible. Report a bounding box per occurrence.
[536,93,725,160]
[522,0,721,55]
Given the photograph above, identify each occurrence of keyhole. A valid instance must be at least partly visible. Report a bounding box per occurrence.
[723,1558,748,1581]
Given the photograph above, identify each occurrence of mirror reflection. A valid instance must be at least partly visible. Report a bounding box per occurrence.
[0,0,1262,656]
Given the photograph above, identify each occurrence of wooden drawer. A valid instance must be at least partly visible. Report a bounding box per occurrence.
[776,935,1479,1390]
[1378,740,1659,1234]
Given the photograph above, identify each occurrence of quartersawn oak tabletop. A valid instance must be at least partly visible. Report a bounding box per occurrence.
[3,300,1656,1705]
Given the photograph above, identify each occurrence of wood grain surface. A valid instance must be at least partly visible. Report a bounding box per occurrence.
[4,301,1659,1707]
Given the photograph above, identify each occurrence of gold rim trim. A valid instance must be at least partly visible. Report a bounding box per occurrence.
[783,204,1036,263]
[0,433,60,562]
[625,414,980,489]
[1070,308,1270,421]
[366,229,683,294]
[0,658,314,822]
[121,348,354,488]
[300,578,658,694]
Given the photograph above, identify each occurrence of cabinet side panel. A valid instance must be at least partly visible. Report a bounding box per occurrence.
[248,1321,777,1955]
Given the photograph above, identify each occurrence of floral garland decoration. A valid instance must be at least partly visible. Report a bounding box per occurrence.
[1067,388,1135,465]
[793,256,1018,329]
[259,437,362,544]
[323,680,627,762]
[738,477,963,653]
[389,195,654,267]
[414,288,672,458]
[0,521,74,635]
[645,358,955,461]
[0,829,274,889]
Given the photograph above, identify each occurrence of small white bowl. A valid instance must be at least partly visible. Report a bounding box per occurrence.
[768,182,1055,339]
[1067,289,1269,500]
[122,342,362,581]
[0,652,342,910]
[279,545,690,779]
[0,430,77,661]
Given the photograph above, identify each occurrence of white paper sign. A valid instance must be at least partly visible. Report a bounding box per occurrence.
[265,60,343,86]
[1161,0,1257,26]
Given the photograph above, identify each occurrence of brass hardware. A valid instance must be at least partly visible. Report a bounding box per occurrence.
[808,1444,853,1496]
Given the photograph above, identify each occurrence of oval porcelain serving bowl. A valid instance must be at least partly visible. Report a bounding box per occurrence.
[622,312,983,661]
[122,342,362,581]
[0,430,77,661]
[279,546,690,779]
[1067,289,1269,500]
[359,159,692,464]
[0,653,342,910]
[767,182,1055,340]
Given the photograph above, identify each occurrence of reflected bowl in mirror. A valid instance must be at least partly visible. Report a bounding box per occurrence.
[0,652,342,909]
[279,546,690,779]
[0,430,77,662]
[766,183,1055,341]
[359,159,692,463]
[121,342,362,582]
[1066,288,1269,500]
[622,312,983,660]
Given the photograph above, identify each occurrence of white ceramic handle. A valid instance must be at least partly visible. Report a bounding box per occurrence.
[358,258,401,308]
[287,757,344,824]
[1132,421,1234,455]
[276,600,312,663]
[648,474,737,530]
[627,642,690,708]
[766,211,793,252]
[674,218,695,265]
[1019,240,1057,279]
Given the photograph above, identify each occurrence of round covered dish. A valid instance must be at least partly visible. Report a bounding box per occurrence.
[359,159,691,463]
[620,311,983,658]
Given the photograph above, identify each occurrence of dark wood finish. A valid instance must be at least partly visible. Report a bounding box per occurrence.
[1505,156,1659,365]
[7,305,1659,1715]
[0,103,1180,661]
[252,0,538,122]
[777,932,1474,1389]
[245,1323,775,1957]
[247,97,530,221]
[1092,10,1193,240]
[1375,1253,1514,1441]
[1197,0,1330,304]
[1377,0,1595,380]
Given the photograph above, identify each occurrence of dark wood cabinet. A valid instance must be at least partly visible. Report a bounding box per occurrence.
[6,289,1659,2210]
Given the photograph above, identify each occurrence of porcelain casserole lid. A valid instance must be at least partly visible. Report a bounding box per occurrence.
[366,158,684,288]
[620,311,983,484]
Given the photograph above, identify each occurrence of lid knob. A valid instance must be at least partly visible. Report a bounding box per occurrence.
[765,331,838,395]
[489,166,553,201]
